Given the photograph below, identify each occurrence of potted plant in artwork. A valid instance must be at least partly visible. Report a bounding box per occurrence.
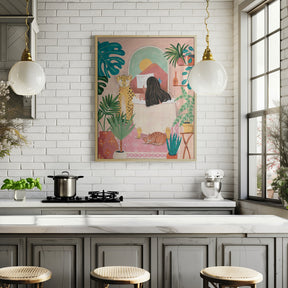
[163,43,189,67]
[173,87,195,133]
[107,113,135,159]
[1,177,42,201]
[97,94,120,159]
[166,133,182,159]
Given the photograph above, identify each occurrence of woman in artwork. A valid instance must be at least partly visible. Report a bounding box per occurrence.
[145,76,171,107]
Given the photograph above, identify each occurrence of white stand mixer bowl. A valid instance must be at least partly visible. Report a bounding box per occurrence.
[201,182,224,200]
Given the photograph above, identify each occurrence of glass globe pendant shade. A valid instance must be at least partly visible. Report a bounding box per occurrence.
[8,60,45,96]
[188,59,227,96]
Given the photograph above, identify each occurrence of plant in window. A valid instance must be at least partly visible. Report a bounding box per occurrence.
[0,81,26,159]
[269,106,288,205]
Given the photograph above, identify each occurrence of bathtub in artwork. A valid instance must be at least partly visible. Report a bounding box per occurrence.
[132,99,176,138]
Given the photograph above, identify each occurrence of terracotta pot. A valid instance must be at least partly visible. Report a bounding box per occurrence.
[187,54,195,66]
[98,131,118,159]
[177,58,185,66]
[167,153,177,159]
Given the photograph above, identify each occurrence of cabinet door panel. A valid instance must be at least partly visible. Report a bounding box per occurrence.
[159,238,216,288]
[217,238,275,288]
[0,238,25,267]
[27,238,83,288]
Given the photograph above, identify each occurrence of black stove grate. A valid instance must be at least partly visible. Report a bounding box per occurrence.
[42,190,123,203]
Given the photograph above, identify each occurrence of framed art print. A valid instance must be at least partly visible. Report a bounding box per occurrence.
[95,36,196,161]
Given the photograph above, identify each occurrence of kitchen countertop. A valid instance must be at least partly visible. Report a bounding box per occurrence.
[0,214,286,234]
[0,198,236,208]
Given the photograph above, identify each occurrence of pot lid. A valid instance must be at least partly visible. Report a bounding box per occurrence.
[50,171,83,179]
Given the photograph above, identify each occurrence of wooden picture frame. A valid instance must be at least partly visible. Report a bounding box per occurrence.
[95,36,196,161]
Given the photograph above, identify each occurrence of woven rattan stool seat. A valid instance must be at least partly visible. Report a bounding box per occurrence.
[91,266,150,288]
[0,266,51,285]
[200,266,263,287]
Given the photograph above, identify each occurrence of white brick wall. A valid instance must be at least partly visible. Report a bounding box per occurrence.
[0,0,234,200]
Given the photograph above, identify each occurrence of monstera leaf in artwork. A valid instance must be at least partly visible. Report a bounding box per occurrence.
[97,76,108,96]
[98,41,125,78]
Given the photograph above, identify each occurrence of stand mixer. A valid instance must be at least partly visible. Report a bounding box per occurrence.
[201,169,224,200]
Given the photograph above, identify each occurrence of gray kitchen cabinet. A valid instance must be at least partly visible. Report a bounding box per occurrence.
[86,209,157,215]
[0,237,25,267]
[27,237,83,288]
[158,237,216,288]
[217,237,276,288]
[163,208,234,215]
[90,237,151,288]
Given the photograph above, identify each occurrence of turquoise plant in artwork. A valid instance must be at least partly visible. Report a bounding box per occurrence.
[181,45,195,89]
[98,41,125,78]
[166,133,182,156]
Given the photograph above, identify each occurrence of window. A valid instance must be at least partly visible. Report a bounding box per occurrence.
[247,0,280,201]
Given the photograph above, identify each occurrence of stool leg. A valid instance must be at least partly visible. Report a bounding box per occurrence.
[134,284,143,288]
[203,278,209,288]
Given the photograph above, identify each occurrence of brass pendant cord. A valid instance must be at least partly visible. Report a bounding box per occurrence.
[21,0,32,61]
[202,0,214,61]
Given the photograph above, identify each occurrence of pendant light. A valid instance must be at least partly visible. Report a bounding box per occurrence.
[8,0,45,96]
[188,0,227,96]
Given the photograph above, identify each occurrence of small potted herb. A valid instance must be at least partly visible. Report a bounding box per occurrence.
[1,177,42,201]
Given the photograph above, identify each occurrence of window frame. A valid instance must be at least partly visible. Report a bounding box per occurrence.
[239,0,281,202]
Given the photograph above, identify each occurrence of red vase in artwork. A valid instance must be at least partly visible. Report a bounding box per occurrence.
[98,131,118,159]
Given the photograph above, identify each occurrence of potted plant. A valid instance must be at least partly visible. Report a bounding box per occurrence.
[97,94,120,159]
[173,87,195,133]
[107,112,135,159]
[1,177,42,201]
[271,167,288,208]
[268,106,288,206]
[166,133,182,159]
[163,43,189,67]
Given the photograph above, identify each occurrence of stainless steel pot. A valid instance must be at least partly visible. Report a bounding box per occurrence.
[48,171,84,198]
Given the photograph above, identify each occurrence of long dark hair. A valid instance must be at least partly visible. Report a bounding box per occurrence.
[145,76,171,107]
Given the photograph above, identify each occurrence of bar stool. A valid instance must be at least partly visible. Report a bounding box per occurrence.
[91,266,150,288]
[200,266,263,288]
[0,266,51,288]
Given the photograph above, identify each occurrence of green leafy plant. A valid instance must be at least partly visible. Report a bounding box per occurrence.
[98,94,120,131]
[271,167,288,206]
[166,133,182,156]
[163,43,189,67]
[0,81,27,158]
[107,112,135,152]
[98,76,108,96]
[181,45,195,89]
[98,41,125,78]
[173,87,195,127]
[1,178,42,191]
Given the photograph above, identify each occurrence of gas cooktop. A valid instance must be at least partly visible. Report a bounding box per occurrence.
[42,190,123,203]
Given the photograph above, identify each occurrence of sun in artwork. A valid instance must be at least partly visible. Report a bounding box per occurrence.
[139,58,153,72]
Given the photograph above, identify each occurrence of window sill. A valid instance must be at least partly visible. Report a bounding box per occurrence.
[237,199,288,219]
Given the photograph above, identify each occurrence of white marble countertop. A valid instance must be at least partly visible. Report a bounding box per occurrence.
[0,199,236,208]
[0,214,286,234]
